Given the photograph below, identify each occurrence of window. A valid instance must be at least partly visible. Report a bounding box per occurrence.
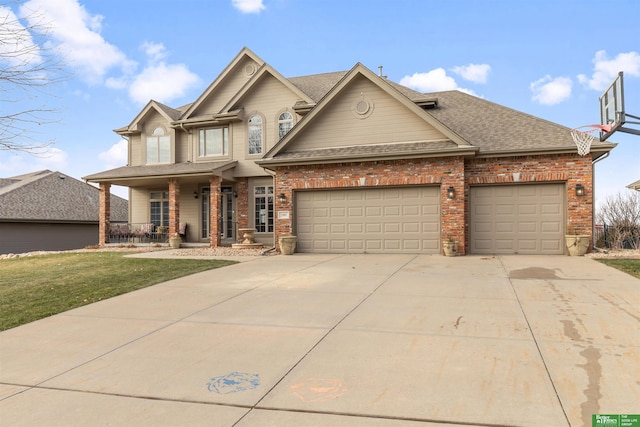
[146,127,170,164]
[248,115,263,155]
[254,185,273,233]
[278,112,293,139]
[199,127,228,157]
[150,191,169,227]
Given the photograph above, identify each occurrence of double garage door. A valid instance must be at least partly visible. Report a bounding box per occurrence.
[469,184,565,254]
[296,187,440,254]
[295,183,565,255]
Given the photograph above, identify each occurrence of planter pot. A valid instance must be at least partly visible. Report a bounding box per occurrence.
[279,236,297,255]
[169,237,182,249]
[565,235,589,256]
[443,241,458,257]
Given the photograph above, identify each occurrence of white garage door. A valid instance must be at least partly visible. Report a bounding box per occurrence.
[470,184,565,254]
[296,186,440,254]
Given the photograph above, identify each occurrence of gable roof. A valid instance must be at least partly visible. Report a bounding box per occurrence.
[116,100,182,135]
[259,63,473,166]
[0,170,128,223]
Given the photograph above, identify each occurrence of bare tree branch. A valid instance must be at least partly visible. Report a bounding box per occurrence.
[0,0,66,154]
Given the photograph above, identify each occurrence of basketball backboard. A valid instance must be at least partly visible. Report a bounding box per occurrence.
[599,71,640,141]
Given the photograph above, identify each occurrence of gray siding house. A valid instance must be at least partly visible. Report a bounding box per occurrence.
[0,170,128,254]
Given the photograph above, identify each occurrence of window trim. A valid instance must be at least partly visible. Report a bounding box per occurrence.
[146,126,171,165]
[277,110,294,140]
[253,184,274,233]
[247,113,264,156]
[197,126,230,159]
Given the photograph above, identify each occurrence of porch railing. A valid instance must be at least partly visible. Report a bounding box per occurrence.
[109,223,169,244]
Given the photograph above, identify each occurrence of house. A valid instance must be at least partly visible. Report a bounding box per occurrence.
[0,170,128,254]
[627,179,640,192]
[84,47,615,255]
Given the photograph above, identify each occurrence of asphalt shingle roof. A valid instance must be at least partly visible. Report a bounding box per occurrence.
[0,170,127,222]
[83,160,236,181]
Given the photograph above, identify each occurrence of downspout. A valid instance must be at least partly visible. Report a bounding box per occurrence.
[592,152,611,251]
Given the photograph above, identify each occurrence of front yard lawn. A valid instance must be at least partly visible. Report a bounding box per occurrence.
[0,252,236,331]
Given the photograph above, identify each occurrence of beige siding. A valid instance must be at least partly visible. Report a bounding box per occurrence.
[192,58,258,115]
[129,134,143,166]
[129,189,150,224]
[286,75,447,152]
[175,131,190,163]
[178,186,201,242]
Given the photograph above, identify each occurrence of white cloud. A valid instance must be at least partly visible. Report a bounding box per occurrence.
[451,64,491,84]
[141,41,168,64]
[129,62,200,105]
[232,0,266,14]
[99,139,128,169]
[577,50,640,91]
[19,0,134,84]
[399,68,476,95]
[530,75,572,105]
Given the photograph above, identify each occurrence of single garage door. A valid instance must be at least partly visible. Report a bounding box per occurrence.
[470,184,565,254]
[296,186,440,254]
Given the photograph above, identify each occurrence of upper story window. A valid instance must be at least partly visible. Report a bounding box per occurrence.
[248,115,263,155]
[199,127,229,157]
[146,127,170,164]
[278,112,293,139]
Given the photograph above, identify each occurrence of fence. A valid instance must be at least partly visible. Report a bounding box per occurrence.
[594,223,640,250]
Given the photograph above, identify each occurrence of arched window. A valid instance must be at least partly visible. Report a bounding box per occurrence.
[278,112,293,139]
[248,115,263,155]
[146,127,170,164]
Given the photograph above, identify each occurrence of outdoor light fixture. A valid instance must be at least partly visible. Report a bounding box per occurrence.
[193,191,198,199]
[278,193,286,203]
[447,186,455,199]
[575,184,585,197]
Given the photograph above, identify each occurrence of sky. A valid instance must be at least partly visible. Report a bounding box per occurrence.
[1,0,639,209]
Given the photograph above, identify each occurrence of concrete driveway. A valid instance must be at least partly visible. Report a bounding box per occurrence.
[1,254,638,426]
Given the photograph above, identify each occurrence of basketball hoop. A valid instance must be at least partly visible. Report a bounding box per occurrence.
[570,124,611,156]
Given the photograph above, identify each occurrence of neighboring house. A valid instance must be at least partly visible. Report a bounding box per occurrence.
[84,47,615,255]
[0,170,127,254]
[627,179,640,191]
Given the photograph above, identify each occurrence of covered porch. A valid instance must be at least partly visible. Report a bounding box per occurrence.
[85,161,246,248]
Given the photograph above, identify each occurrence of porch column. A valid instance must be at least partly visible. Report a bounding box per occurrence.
[99,182,111,247]
[168,178,180,237]
[209,175,221,247]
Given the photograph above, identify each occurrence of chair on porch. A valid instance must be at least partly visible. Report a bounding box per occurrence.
[179,223,187,242]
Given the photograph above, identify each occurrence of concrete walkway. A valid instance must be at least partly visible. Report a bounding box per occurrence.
[1,254,638,426]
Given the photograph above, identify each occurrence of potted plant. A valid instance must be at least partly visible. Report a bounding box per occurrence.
[443,236,458,257]
[279,235,297,255]
[565,224,589,256]
[169,232,182,249]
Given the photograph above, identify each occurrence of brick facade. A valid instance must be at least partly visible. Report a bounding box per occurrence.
[168,178,180,237]
[236,178,249,231]
[98,182,111,246]
[272,153,594,255]
[209,176,221,247]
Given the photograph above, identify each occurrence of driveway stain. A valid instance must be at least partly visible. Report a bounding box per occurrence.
[560,320,582,341]
[509,267,563,280]
[578,346,602,427]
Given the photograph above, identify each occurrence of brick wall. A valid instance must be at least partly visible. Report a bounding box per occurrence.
[236,178,249,231]
[272,153,594,255]
[168,178,180,237]
[99,183,111,246]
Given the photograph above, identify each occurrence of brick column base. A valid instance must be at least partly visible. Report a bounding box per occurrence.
[99,183,111,246]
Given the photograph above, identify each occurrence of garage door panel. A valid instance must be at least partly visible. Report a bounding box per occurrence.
[296,187,440,254]
[470,184,564,255]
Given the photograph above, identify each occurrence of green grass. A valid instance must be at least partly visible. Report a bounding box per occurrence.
[0,252,236,331]
[596,258,640,279]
